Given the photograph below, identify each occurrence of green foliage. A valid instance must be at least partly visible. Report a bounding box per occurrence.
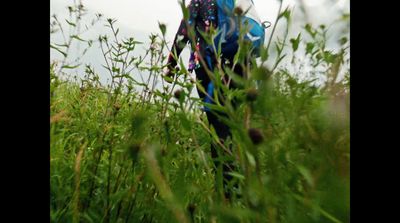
[51,1,349,223]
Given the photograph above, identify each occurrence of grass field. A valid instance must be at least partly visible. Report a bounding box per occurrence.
[50,2,350,222]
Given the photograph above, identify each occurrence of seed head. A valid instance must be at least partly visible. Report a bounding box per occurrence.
[246,88,259,102]
[248,128,264,145]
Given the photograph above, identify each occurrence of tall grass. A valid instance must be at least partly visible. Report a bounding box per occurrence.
[50,1,349,223]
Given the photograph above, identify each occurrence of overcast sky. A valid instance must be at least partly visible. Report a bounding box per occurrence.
[50,0,349,87]
[51,0,349,43]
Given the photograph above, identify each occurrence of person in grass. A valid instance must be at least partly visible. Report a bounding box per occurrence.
[165,0,265,199]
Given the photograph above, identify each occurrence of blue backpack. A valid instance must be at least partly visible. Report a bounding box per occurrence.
[213,0,269,58]
[203,0,269,110]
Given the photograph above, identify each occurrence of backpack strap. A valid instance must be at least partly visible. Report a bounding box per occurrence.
[262,21,271,29]
[203,48,215,111]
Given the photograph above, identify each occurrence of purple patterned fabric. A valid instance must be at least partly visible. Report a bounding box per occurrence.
[167,0,218,72]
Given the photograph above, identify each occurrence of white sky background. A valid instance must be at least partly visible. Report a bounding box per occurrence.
[50,0,349,88]
[51,0,349,43]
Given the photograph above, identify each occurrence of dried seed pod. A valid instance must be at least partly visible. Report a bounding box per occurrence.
[174,89,184,100]
[246,88,259,102]
[248,128,264,145]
